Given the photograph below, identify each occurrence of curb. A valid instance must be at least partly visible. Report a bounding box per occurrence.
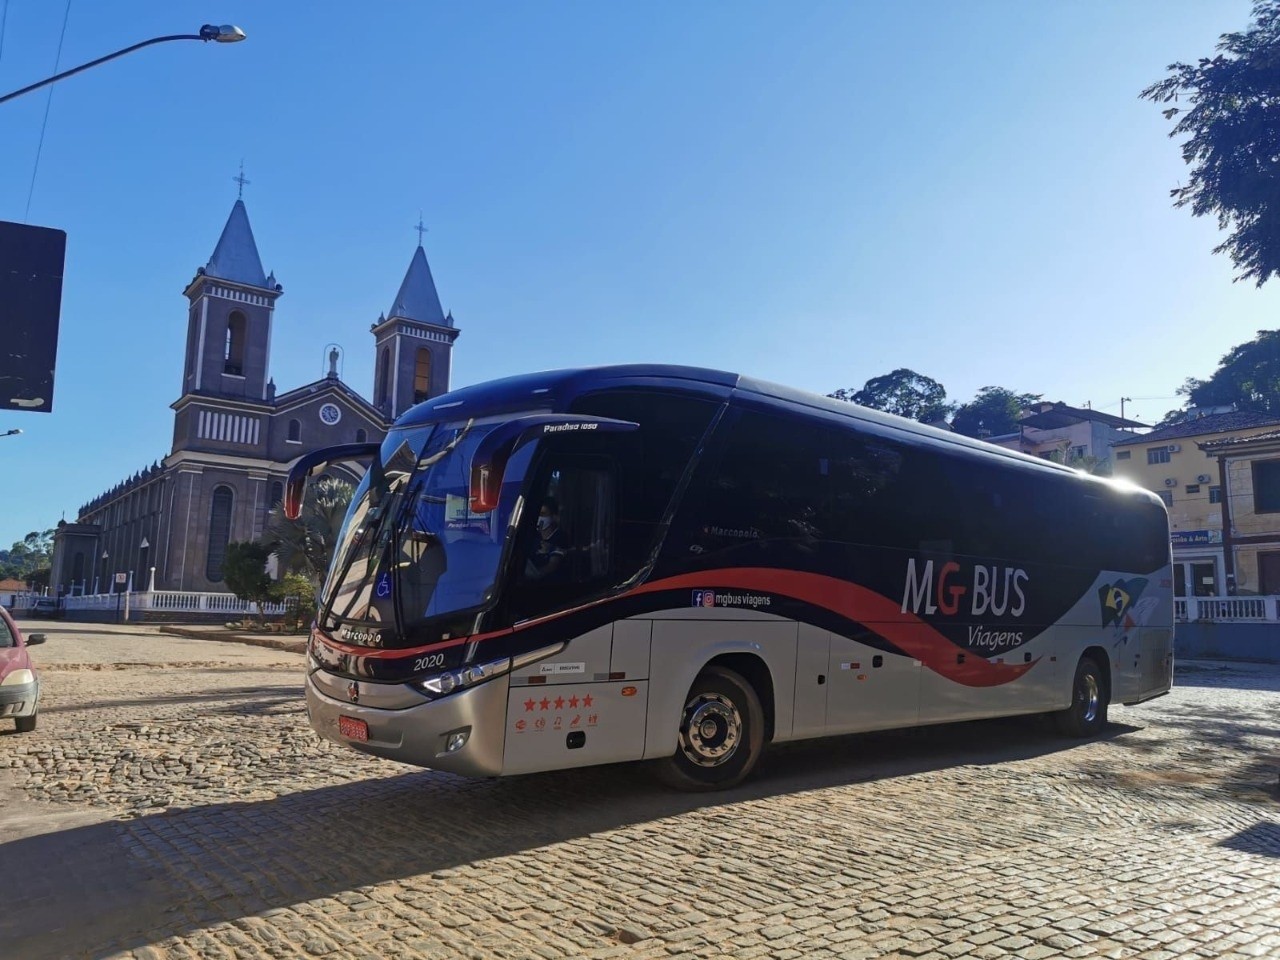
[158,625,307,654]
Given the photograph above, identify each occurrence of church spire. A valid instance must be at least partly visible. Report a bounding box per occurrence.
[388,243,447,327]
[204,199,268,288]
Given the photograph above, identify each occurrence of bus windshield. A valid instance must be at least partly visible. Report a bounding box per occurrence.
[319,418,533,645]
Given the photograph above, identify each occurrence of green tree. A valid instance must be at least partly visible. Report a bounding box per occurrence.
[279,573,318,632]
[222,541,280,625]
[1141,2,1280,285]
[951,387,1042,439]
[261,477,354,582]
[828,368,954,423]
[0,529,55,579]
[1184,330,1280,415]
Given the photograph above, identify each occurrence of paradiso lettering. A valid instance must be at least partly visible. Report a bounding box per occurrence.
[901,558,1029,619]
[542,422,599,434]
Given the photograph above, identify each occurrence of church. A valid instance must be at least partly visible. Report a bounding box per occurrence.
[49,198,460,597]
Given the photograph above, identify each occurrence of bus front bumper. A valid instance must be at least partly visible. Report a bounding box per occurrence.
[305,670,510,778]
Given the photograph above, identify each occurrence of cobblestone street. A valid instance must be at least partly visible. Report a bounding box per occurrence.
[1,622,1277,960]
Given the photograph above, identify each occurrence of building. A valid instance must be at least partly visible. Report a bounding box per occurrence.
[1111,410,1280,598]
[49,198,461,598]
[989,401,1146,470]
[0,578,28,608]
[1198,429,1280,595]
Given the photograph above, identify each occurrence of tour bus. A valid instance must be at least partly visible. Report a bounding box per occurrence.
[288,365,1173,790]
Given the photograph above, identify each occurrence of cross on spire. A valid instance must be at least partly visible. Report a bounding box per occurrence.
[415,212,427,246]
[233,160,250,199]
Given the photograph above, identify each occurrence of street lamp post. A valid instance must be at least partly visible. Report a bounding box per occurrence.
[0,24,246,107]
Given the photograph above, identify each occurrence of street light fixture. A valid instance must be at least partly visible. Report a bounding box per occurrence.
[1,429,20,438]
[0,24,247,107]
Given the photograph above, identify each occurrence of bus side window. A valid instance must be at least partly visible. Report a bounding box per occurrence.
[512,456,617,619]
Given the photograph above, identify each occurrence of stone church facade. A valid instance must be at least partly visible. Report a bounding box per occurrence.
[50,199,460,596]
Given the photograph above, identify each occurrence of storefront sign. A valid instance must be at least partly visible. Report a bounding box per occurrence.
[1171,530,1222,546]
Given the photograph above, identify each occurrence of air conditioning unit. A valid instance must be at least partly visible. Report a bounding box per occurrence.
[1197,474,1211,484]
[1167,443,1181,453]
[1164,478,1177,487]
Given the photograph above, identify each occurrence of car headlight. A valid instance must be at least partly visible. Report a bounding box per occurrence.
[2,670,34,686]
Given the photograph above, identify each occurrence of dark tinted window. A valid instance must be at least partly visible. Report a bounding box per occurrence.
[509,456,616,621]
[670,409,906,557]
[669,407,1169,574]
[570,390,720,576]
[1255,460,1280,513]
[0,617,12,648]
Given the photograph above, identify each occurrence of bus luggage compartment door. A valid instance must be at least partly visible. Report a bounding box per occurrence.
[502,680,648,775]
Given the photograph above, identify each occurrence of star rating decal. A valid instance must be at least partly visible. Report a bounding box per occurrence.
[512,686,604,731]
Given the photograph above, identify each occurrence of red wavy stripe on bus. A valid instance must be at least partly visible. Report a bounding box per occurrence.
[314,568,1040,686]
[631,568,1039,688]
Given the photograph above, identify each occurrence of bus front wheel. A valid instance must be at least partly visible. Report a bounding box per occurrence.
[656,665,764,791]
[1055,655,1108,738]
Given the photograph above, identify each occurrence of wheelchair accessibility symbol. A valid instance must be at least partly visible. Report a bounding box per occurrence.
[376,573,392,598]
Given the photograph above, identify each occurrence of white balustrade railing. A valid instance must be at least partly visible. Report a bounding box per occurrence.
[1177,595,1279,622]
[60,590,291,616]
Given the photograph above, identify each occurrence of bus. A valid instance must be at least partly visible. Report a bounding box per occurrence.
[288,365,1173,790]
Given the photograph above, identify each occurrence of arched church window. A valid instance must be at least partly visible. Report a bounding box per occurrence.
[287,419,301,443]
[355,429,367,443]
[206,486,234,583]
[72,553,85,585]
[377,348,390,406]
[413,349,431,404]
[224,312,246,375]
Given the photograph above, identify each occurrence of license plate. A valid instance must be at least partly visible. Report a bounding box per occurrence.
[338,715,368,742]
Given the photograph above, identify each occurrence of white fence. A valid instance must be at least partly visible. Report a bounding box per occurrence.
[1175,596,1279,622]
[58,590,290,616]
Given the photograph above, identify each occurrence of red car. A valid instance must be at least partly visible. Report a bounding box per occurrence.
[0,605,43,732]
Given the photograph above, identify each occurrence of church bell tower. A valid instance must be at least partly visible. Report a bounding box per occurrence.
[371,228,460,420]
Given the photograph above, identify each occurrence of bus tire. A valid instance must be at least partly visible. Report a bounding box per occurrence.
[1055,655,1108,738]
[655,665,764,791]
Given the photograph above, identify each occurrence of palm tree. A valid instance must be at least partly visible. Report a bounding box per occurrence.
[261,477,354,582]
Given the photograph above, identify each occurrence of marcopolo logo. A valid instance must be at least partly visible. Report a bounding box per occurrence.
[691,590,772,610]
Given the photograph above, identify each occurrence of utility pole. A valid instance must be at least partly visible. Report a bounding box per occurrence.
[1121,397,1132,430]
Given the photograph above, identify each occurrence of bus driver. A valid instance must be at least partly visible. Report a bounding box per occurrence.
[525,497,568,581]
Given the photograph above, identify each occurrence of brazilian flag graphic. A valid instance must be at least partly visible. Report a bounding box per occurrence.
[1099,578,1149,628]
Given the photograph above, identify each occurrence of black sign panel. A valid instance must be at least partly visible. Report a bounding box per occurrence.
[0,220,66,414]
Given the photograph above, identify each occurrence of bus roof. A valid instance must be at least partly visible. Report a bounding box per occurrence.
[397,364,1158,499]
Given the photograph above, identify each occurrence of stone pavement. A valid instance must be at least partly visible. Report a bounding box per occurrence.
[0,623,1277,960]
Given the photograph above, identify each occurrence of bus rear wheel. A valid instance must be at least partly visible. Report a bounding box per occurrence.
[656,665,764,791]
[1055,655,1108,738]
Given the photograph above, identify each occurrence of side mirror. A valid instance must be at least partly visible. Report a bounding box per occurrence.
[284,442,380,519]
[26,633,46,645]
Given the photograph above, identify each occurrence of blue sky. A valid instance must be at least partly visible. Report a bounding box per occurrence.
[0,1,1273,549]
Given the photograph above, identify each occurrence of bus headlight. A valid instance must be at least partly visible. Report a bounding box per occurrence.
[422,673,458,696]
[421,657,511,697]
